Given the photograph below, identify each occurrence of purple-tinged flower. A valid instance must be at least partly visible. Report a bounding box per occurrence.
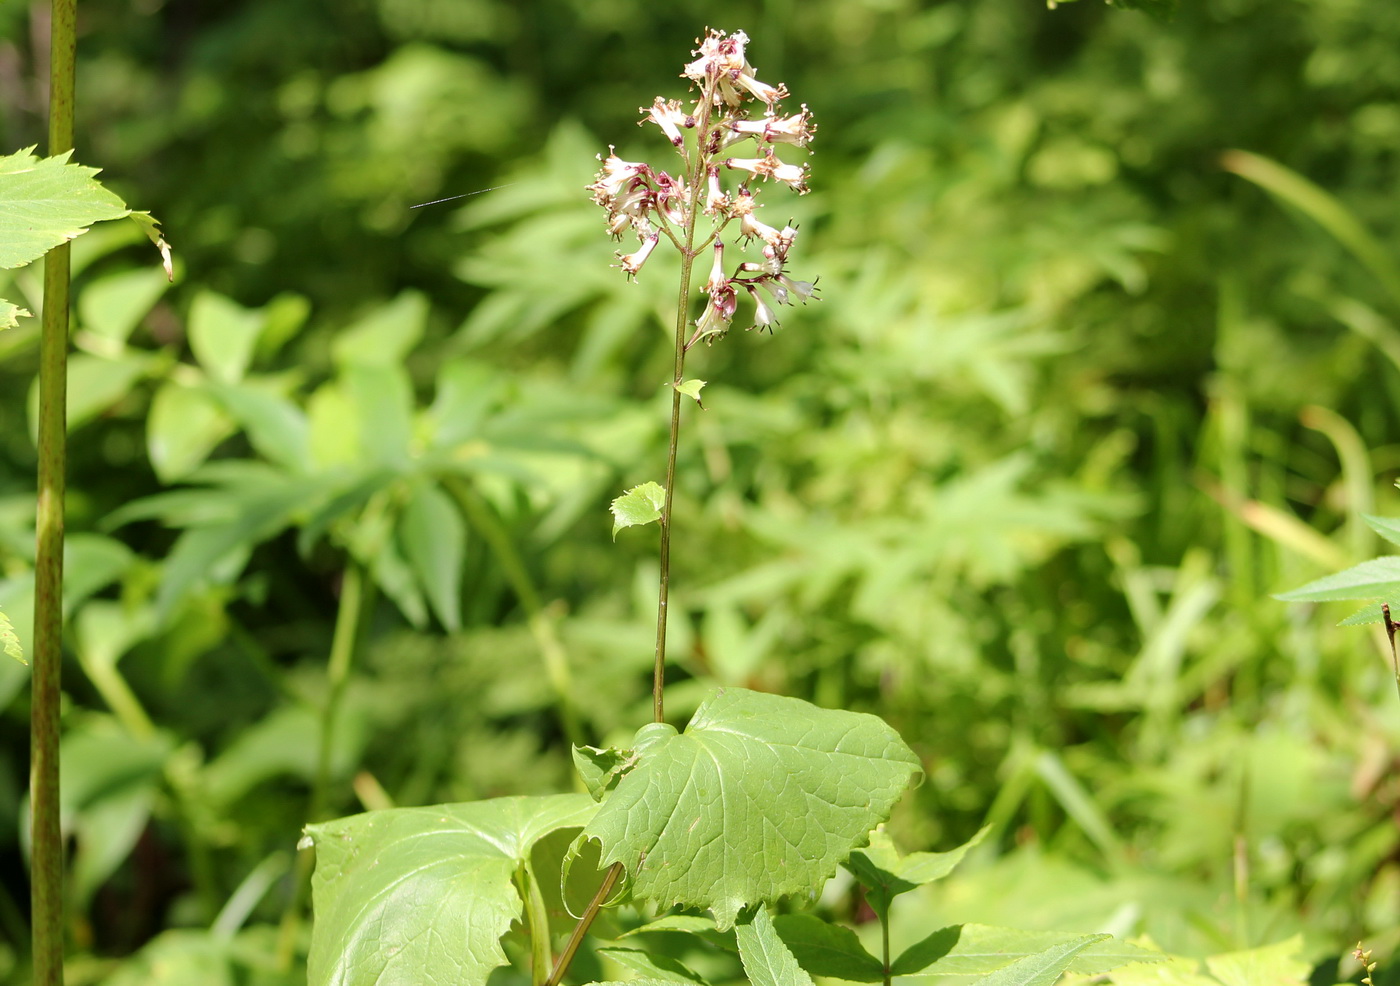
[727,105,816,147]
[703,165,729,215]
[588,147,650,206]
[642,97,692,146]
[704,240,728,294]
[683,29,789,108]
[652,171,691,226]
[691,279,738,347]
[617,232,660,279]
[743,283,779,331]
[724,148,809,193]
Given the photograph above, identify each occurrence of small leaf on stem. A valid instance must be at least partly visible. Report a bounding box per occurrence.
[611,482,666,539]
[675,379,707,408]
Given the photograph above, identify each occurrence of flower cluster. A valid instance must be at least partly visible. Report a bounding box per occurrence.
[586,29,818,347]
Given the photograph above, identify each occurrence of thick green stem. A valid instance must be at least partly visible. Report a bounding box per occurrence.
[32,2,77,984]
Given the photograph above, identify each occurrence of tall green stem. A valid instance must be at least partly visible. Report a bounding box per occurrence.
[651,86,715,725]
[33,2,77,984]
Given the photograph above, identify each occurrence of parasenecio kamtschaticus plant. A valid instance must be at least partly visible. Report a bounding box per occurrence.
[301,30,1154,986]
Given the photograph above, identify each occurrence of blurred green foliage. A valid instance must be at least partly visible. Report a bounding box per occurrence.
[3,0,1400,982]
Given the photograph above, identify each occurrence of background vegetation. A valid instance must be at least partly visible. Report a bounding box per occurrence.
[2,0,1399,982]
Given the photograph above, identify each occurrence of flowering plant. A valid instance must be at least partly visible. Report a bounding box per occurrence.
[300,31,1151,986]
[587,28,818,349]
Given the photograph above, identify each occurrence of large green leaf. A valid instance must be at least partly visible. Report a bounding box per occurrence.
[0,147,131,269]
[307,794,597,986]
[580,688,922,929]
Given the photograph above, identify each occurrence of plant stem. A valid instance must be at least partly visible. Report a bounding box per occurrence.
[651,81,717,725]
[518,862,554,986]
[32,2,77,984]
[881,912,891,986]
[276,559,370,969]
[544,861,623,986]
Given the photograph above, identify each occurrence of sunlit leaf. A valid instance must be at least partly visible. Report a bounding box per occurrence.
[891,924,1158,979]
[611,481,665,539]
[737,908,814,986]
[1275,557,1400,603]
[0,147,131,269]
[147,382,234,482]
[0,608,22,665]
[675,379,706,407]
[846,825,990,920]
[1205,936,1309,986]
[306,794,596,986]
[581,688,922,929]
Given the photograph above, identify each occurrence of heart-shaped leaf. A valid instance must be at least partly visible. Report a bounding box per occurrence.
[306,794,596,986]
[580,688,922,928]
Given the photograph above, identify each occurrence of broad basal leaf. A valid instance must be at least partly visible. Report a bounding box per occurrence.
[737,908,814,986]
[307,794,596,986]
[580,688,922,929]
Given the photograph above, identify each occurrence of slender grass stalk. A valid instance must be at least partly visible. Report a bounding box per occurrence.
[446,476,584,746]
[32,2,78,983]
[277,559,371,969]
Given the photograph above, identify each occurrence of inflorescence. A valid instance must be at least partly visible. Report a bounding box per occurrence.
[586,29,819,349]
